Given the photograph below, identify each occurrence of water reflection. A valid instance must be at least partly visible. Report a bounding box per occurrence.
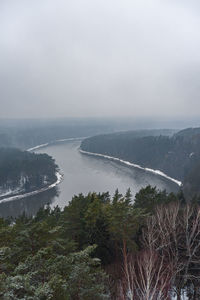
[0,188,58,219]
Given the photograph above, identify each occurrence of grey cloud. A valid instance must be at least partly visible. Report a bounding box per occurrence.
[0,0,200,118]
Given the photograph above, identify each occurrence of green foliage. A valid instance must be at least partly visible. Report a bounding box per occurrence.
[1,246,109,300]
[0,188,182,299]
[106,190,145,252]
[0,192,118,299]
[133,185,185,215]
[134,185,168,213]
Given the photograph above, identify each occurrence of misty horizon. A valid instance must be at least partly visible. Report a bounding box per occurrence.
[1,0,200,120]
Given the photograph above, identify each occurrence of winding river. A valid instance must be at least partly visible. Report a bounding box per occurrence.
[0,140,179,218]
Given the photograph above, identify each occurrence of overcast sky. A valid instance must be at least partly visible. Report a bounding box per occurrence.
[0,0,200,119]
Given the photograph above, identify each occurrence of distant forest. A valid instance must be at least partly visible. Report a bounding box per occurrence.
[0,148,58,197]
[0,119,115,150]
[81,128,200,198]
[0,118,166,150]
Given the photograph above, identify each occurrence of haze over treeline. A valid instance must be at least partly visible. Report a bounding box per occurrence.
[1,0,200,120]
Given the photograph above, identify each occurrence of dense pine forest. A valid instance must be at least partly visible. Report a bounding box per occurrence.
[0,148,58,198]
[1,188,200,299]
[81,128,200,198]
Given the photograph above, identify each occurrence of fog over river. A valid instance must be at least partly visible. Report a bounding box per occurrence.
[0,140,179,218]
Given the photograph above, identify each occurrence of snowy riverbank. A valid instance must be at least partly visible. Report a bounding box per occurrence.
[79,149,182,186]
[27,137,87,152]
[0,172,63,203]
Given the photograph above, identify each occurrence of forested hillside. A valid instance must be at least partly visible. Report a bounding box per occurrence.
[0,119,117,150]
[0,148,58,198]
[0,119,170,150]
[81,128,200,198]
[1,188,200,299]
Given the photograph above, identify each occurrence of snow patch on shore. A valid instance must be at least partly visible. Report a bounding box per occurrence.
[79,149,182,186]
[0,187,23,197]
[27,143,49,152]
[0,172,63,203]
[27,137,87,152]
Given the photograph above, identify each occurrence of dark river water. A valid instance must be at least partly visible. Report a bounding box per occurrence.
[0,140,179,218]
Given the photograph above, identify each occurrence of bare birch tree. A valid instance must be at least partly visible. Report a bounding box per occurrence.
[120,202,200,300]
[143,202,200,300]
[122,250,172,300]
